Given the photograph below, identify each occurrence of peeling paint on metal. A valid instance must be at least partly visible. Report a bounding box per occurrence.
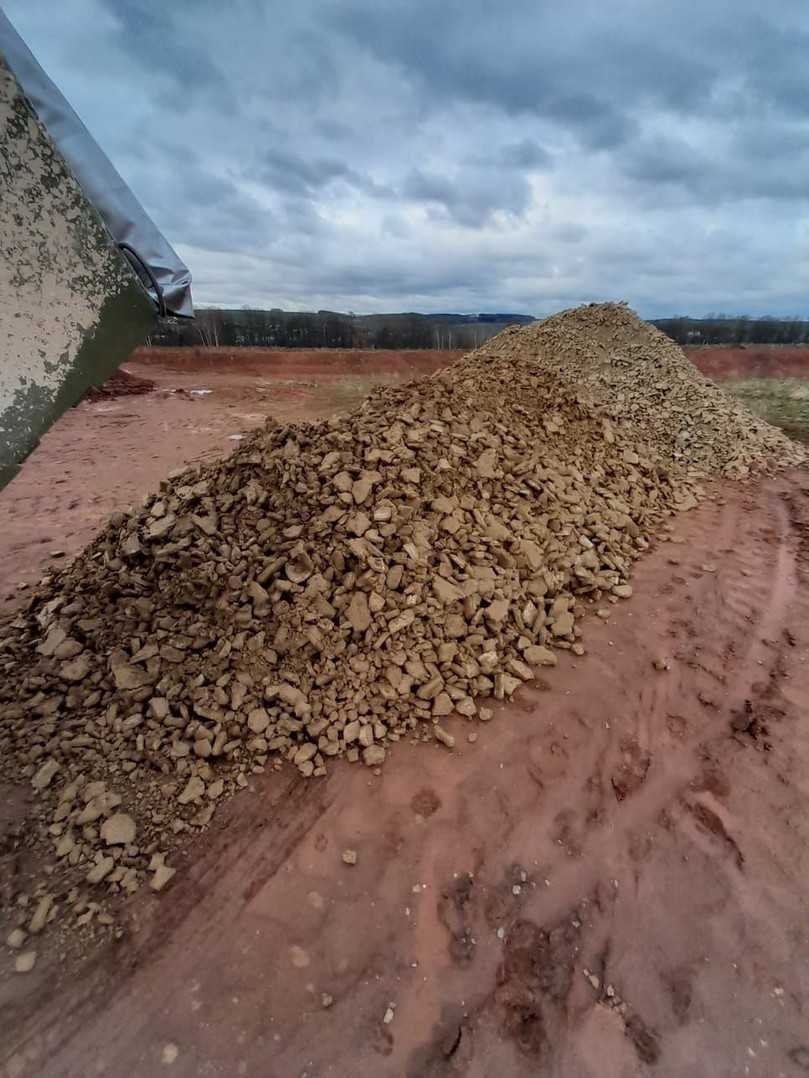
[0,57,153,489]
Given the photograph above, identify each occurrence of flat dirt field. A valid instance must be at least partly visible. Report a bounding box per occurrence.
[3,346,809,1077]
[690,345,809,379]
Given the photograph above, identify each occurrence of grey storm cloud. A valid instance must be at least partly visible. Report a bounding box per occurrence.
[498,140,554,170]
[97,0,234,110]
[402,167,532,226]
[256,148,392,199]
[623,130,809,206]
[4,0,809,316]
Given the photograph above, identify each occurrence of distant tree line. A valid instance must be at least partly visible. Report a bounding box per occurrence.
[149,308,535,351]
[653,315,809,346]
[146,308,809,351]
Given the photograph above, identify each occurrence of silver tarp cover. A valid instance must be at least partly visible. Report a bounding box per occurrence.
[0,9,193,318]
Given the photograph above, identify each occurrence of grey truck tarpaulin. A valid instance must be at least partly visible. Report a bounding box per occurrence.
[0,9,193,318]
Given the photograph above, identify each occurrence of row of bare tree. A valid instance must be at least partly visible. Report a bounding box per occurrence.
[149,308,534,350]
[147,309,809,351]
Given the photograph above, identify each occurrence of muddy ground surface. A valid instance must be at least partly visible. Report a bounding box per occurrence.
[3,474,809,1078]
[3,348,809,1077]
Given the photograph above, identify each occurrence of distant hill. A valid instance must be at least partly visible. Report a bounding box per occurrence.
[150,307,809,350]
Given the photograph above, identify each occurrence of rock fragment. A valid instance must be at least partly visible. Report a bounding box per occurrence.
[7,928,27,949]
[15,951,37,973]
[434,726,455,749]
[362,745,386,767]
[523,645,558,667]
[100,813,137,846]
[551,611,574,637]
[113,663,150,691]
[87,857,115,884]
[151,863,176,891]
[347,592,371,632]
[32,759,60,791]
[28,896,53,935]
[290,946,310,968]
[247,708,270,734]
[60,655,90,682]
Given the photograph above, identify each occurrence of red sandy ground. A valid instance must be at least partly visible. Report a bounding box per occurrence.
[133,343,809,379]
[3,347,809,1077]
[131,345,463,379]
[686,345,809,380]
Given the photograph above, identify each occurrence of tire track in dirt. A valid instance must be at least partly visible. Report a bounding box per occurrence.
[4,474,809,1078]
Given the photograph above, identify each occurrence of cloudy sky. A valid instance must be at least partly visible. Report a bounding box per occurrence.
[5,0,809,316]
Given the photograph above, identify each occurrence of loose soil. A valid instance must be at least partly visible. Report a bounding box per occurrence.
[2,332,809,1077]
[3,474,809,1077]
[84,368,155,402]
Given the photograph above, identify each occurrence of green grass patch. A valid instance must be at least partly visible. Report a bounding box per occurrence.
[723,378,809,444]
